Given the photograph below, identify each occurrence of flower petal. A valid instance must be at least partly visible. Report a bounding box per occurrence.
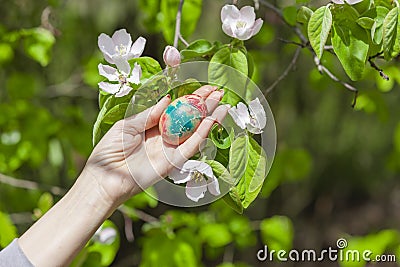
[115,84,133,97]
[239,6,256,26]
[98,33,115,63]
[129,37,146,58]
[248,97,267,132]
[207,176,220,196]
[111,29,132,53]
[228,102,250,129]
[331,0,345,3]
[186,179,208,202]
[193,161,214,179]
[346,0,363,4]
[251,18,263,37]
[234,27,253,40]
[113,56,131,74]
[221,4,240,23]
[127,63,142,84]
[98,63,118,81]
[222,22,235,38]
[168,167,192,184]
[181,160,204,172]
[98,82,120,94]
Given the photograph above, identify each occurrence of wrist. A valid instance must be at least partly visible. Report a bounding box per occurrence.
[73,168,117,216]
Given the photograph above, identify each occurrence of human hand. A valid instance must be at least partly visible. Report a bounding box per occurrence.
[83,85,229,208]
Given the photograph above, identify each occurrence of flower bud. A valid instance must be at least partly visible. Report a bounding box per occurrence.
[163,45,181,67]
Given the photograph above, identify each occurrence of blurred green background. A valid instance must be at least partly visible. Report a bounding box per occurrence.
[0,0,400,266]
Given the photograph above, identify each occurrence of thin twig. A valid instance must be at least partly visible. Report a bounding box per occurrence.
[368,52,389,81]
[266,47,301,94]
[173,0,185,48]
[123,212,135,242]
[118,204,159,224]
[0,173,66,196]
[313,56,358,107]
[41,6,61,36]
[179,34,189,47]
[223,243,235,263]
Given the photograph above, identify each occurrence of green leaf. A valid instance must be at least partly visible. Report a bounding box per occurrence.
[331,15,370,81]
[246,51,255,80]
[208,47,248,106]
[88,220,120,266]
[0,211,17,248]
[210,124,234,150]
[92,97,113,146]
[308,6,332,59]
[48,139,63,167]
[230,135,268,208]
[283,6,298,26]
[160,0,202,44]
[22,27,55,66]
[222,186,244,214]
[102,103,129,124]
[199,223,232,248]
[139,0,162,32]
[357,17,375,29]
[98,90,112,110]
[0,43,14,63]
[174,79,202,97]
[297,6,313,24]
[180,39,220,60]
[38,192,54,214]
[141,233,198,267]
[206,160,234,185]
[260,216,294,252]
[383,7,399,60]
[229,135,249,185]
[129,56,162,80]
[339,230,400,267]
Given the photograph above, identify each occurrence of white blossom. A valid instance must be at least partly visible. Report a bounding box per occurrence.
[163,45,181,67]
[221,5,263,40]
[98,29,146,73]
[169,160,220,202]
[228,98,267,134]
[331,0,363,4]
[98,62,141,97]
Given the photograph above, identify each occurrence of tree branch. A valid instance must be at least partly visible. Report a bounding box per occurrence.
[368,52,389,81]
[265,47,301,95]
[117,204,159,224]
[259,0,359,106]
[173,0,185,48]
[0,173,66,196]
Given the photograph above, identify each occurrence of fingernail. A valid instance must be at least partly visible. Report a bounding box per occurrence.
[218,90,225,97]
[224,104,231,109]
[212,86,218,91]
[165,94,171,99]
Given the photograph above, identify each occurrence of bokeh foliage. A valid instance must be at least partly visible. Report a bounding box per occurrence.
[1,0,400,266]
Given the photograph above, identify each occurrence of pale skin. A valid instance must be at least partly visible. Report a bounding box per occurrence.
[18,85,229,267]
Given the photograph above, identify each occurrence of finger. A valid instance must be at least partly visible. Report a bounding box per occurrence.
[205,90,224,115]
[192,85,218,99]
[124,94,171,133]
[175,104,230,163]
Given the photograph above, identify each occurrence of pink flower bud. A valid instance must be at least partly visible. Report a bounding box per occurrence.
[163,45,181,67]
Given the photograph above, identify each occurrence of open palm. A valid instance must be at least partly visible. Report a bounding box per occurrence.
[85,85,228,207]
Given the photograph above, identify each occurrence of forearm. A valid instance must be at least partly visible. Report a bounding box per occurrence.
[18,170,115,267]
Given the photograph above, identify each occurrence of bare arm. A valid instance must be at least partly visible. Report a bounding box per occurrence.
[18,85,228,267]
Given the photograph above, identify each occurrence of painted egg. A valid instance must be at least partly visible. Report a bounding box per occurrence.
[159,94,207,145]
